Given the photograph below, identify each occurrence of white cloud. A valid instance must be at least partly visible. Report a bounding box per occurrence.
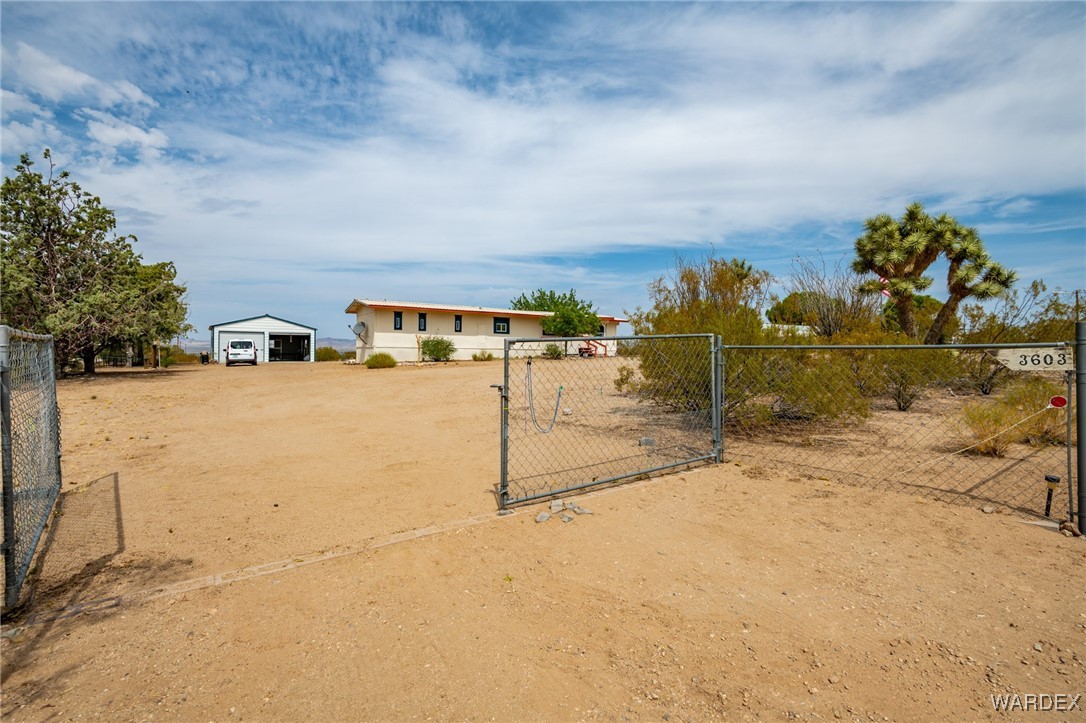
[5,42,155,110]
[1,119,64,155]
[6,42,98,102]
[1,88,52,118]
[81,109,168,159]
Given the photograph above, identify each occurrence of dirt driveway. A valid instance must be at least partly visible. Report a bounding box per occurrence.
[1,362,1082,721]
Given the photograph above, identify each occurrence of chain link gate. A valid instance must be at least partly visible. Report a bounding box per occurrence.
[1,326,63,611]
[496,335,721,507]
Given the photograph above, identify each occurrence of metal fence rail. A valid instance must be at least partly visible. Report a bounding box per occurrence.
[719,342,1076,521]
[1,325,63,611]
[498,335,720,507]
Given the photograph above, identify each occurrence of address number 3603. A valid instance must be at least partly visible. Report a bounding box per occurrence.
[992,348,1074,372]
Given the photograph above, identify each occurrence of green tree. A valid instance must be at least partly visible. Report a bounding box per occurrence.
[852,201,1016,343]
[766,292,816,326]
[510,288,601,337]
[1,150,192,373]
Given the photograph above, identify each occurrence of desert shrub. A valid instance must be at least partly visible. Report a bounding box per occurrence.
[160,345,200,367]
[628,254,776,420]
[315,346,343,362]
[879,348,931,412]
[365,352,397,369]
[954,281,1077,394]
[471,351,494,362]
[873,345,957,412]
[771,355,870,422]
[542,343,565,360]
[421,336,456,362]
[1002,377,1072,446]
[959,377,1072,455]
[614,365,636,392]
[960,401,1021,457]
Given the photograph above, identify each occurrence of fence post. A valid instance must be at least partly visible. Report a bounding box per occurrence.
[498,340,512,508]
[1076,321,1085,533]
[1,325,16,609]
[712,335,723,463]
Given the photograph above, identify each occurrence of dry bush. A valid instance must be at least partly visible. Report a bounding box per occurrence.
[960,401,1019,457]
[1001,377,1073,447]
[960,377,1072,455]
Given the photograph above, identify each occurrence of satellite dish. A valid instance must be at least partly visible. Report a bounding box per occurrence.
[350,322,368,340]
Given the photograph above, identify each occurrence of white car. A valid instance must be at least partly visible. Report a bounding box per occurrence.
[224,339,258,366]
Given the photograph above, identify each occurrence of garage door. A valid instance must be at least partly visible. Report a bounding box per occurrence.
[216,331,264,364]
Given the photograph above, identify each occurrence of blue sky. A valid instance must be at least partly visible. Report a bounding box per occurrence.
[2,1,1084,341]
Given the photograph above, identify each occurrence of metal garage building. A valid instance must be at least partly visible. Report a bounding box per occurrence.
[209,314,317,364]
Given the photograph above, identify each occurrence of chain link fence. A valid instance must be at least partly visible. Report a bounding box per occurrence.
[720,343,1076,520]
[2,326,63,611]
[498,336,1078,521]
[498,335,720,506]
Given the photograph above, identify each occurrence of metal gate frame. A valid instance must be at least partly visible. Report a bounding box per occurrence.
[496,334,722,508]
[1,326,63,610]
[496,327,1084,529]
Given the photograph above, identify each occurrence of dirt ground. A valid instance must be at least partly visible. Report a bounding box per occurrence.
[1,361,1083,721]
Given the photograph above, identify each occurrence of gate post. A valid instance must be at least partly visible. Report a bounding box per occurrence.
[712,335,723,463]
[1076,321,1085,533]
[497,340,512,509]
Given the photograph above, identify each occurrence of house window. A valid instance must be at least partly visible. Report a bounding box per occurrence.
[454,315,463,333]
[393,311,403,330]
[598,324,605,335]
[418,313,427,331]
[494,316,510,334]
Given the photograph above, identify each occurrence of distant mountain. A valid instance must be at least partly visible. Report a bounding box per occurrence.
[318,337,357,352]
[176,336,356,353]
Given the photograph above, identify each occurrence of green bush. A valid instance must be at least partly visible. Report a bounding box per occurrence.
[471,351,495,362]
[614,364,636,392]
[365,352,397,369]
[542,343,565,360]
[421,336,456,362]
[771,354,870,422]
[880,347,957,412]
[315,346,343,362]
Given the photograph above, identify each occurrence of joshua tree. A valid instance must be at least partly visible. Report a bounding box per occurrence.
[853,202,1016,343]
[923,226,1016,344]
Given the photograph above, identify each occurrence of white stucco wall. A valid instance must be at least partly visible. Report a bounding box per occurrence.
[352,306,624,363]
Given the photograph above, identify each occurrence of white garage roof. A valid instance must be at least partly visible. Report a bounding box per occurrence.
[209,314,317,333]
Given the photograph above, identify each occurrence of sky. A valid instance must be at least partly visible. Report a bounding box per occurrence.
[2,1,1084,342]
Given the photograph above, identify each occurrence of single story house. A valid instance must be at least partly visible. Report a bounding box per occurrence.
[208,314,317,364]
[344,299,627,363]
